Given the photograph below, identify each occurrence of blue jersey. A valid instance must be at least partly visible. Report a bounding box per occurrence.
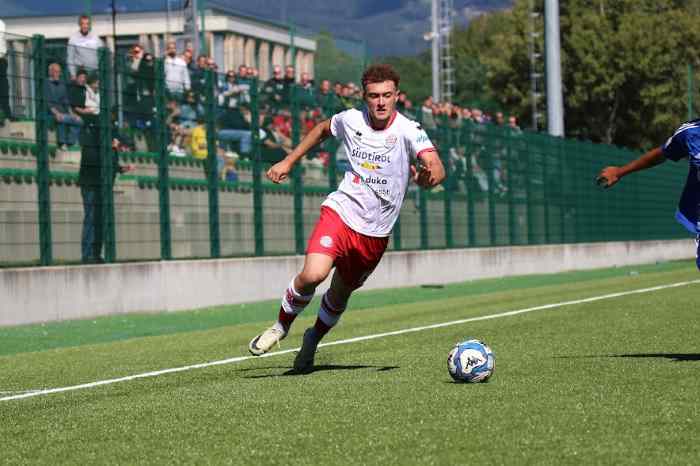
[661,119,700,234]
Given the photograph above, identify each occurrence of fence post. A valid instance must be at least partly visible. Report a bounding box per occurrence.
[154,58,172,260]
[524,132,534,244]
[204,69,220,258]
[98,47,116,262]
[443,125,453,248]
[506,127,516,245]
[291,84,305,254]
[250,77,265,256]
[464,123,476,246]
[32,34,52,266]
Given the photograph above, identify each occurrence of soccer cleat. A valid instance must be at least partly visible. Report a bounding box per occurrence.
[248,325,287,356]
[293,328,320,374]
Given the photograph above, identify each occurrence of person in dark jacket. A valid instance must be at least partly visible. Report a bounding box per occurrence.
[77,74,134,263]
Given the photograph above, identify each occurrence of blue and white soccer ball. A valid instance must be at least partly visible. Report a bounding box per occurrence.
[447,339,495,383]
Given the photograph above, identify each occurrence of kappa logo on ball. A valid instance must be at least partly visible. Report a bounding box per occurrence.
[385,134,397,148]
[320,235,333,248]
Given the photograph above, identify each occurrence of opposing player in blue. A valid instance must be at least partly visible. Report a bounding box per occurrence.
[597,119,700,269]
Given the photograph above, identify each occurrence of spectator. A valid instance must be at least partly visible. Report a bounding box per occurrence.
[135,52,157,149]
[217,103,252,156]
[165,99,186,156]
[316,79,340,117]
[69,69,89,117]
[164,40,190,98]
[297,72,316,109]
[508,115,521,132]
[183,44,194,70]
[263,64,286,109]
[76,76,134,263]
[190,54,209,102]
[235,64,252,106]
[219,70,238,109]
[247,66,259,78]
[495,111,505,126]
[0,17,11,123]
[67,15,104,79]
[45,62,82,150]
[179,90,204,129]
[420,97,436,130]
[190,115,208,163]
[122,44,144,129]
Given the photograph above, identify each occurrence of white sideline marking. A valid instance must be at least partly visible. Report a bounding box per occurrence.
[2,278,699,402]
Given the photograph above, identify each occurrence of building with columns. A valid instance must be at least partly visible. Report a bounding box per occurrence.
[2,4,316,82]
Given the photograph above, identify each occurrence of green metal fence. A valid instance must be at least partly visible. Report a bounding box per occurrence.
[0,33,690,267]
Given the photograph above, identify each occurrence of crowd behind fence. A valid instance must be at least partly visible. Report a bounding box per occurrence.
[0,33,690,267]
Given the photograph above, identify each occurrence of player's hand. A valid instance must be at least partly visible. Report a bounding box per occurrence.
[266,159,293,183]
[596,166,622,189]
[411,163,436,188]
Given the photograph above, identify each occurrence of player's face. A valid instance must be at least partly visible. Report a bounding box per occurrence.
[364,81,398,124]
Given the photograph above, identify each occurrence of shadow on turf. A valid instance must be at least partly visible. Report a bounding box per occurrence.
[558,353,700,362]
[238,364,399,378]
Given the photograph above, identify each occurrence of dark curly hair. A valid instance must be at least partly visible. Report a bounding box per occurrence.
[361,64,400,92]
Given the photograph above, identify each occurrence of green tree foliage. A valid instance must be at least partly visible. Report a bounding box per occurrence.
[314,31,365,85]
[382,53,432,104]
[451,0,700,149]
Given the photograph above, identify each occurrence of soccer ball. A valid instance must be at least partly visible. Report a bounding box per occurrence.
[447,339,495,383]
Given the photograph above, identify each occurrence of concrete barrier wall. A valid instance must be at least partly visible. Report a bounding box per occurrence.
[0,238,694,327]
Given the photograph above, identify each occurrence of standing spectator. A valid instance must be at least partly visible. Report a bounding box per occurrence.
[0,17,11,123]
[46,62,82,149]
[420,96,436,130]
[67,15,104,78]
[163,40,190,98]
[263,64,286,109]
[76,75,134,263]
[122,44,144,129]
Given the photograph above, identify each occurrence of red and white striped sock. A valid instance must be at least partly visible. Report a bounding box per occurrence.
[275,278,314,332]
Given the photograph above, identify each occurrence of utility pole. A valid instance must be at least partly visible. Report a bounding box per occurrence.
[430,0,440,101]
[545,0,564,136]
[528,0,543,131]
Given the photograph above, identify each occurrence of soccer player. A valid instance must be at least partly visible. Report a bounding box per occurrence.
[597,119,700,269]
[248,64,446,372]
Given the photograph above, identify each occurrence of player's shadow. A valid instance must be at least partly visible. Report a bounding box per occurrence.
[606,353,700,362]
[239,364,399,378]
[558,353,700,362]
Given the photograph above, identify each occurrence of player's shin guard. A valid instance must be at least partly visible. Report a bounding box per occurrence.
[312,291,347,339]
[277,278,314,331]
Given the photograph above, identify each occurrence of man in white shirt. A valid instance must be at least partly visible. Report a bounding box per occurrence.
[163,40,190,98]
[67,15,104,78]
[248,64,446,373]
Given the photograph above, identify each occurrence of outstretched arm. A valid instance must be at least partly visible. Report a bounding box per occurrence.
[597,146,666,188]
[266,119,332,183]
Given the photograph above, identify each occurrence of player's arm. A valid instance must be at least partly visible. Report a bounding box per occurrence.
[412,149,446,188]
[266,119,332,183]
[596,146,666,189]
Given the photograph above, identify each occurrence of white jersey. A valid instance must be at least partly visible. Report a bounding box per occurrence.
[323,108,435,237]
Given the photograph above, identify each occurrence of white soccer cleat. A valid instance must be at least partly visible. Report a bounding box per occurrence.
[248,326,287,356]
[293,328,320,373]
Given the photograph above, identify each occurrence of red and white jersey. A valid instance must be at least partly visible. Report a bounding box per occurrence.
[323,108,435,237]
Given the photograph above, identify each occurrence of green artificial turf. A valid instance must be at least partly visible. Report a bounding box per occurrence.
[1,260,699,465]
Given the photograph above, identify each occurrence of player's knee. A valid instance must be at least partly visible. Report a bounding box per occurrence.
[297,269,329,289]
